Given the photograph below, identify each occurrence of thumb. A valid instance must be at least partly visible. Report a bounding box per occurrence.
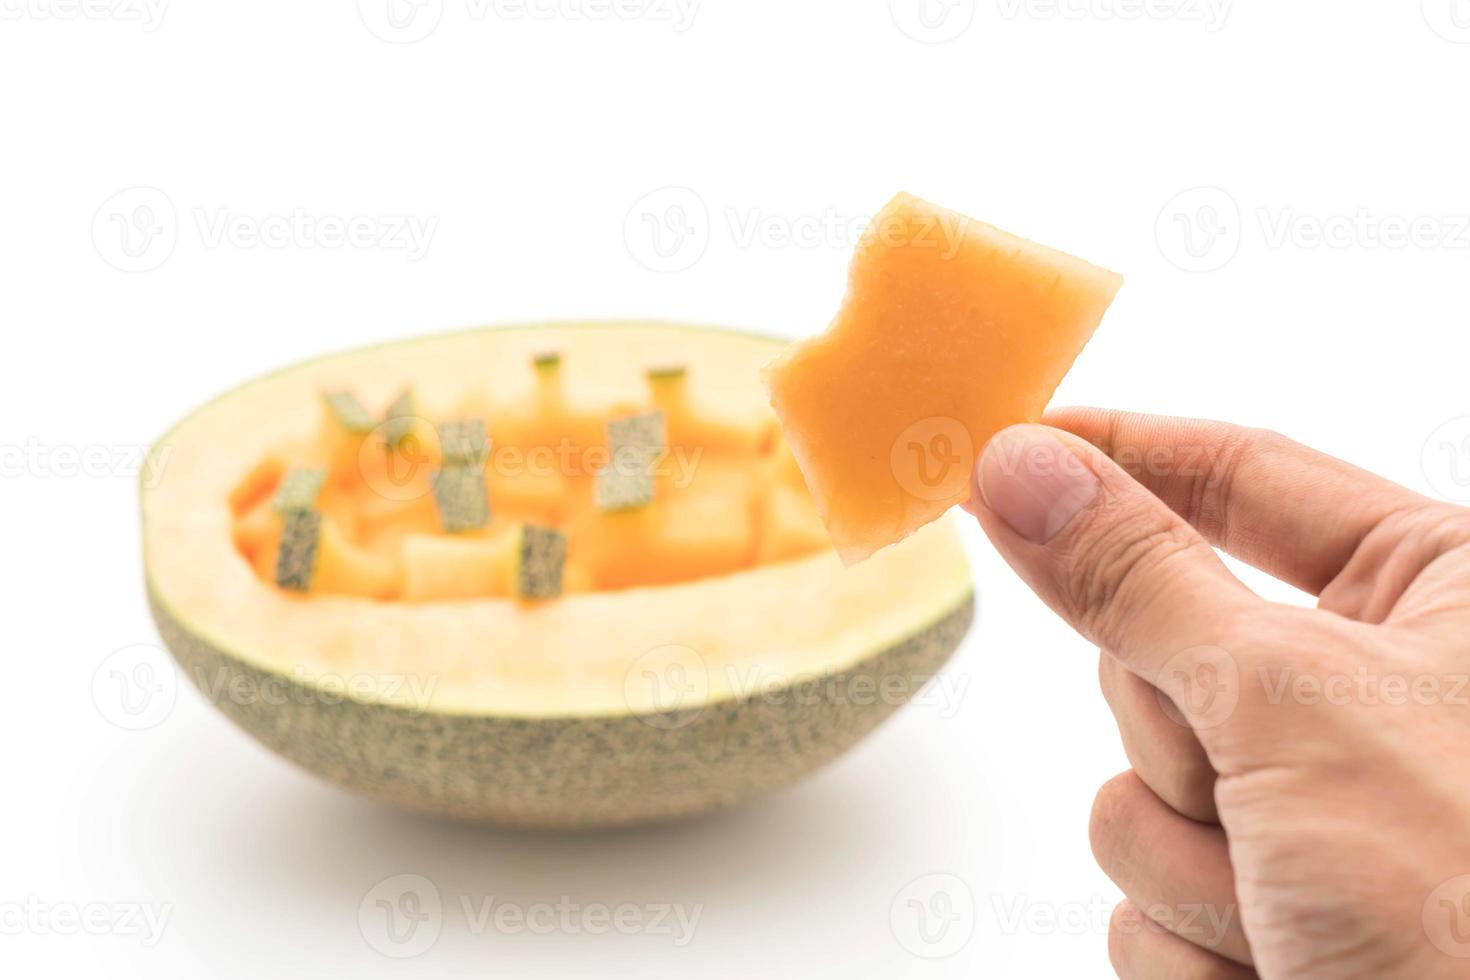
[971,423,1259,688]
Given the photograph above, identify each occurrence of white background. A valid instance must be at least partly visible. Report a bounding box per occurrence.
[4,1,1470,976]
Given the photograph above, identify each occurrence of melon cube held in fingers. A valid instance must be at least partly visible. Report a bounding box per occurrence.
[763,193,1123,564]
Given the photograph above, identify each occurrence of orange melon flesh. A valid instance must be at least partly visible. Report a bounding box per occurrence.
[755,484,831,564]
[764,193,1123,564]
[402,528,518,601]
[572,457,756,589]
[227,331,841,598]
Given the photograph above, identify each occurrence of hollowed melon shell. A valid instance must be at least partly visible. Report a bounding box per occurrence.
[142,322,974,829]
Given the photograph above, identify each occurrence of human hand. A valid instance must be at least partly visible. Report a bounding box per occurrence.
[969,409,1470,979]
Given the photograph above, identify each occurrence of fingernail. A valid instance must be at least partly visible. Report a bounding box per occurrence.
[975,425,1100,544]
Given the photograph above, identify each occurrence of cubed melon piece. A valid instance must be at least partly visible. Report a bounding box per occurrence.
[313,518,400,598]
[251,509,397,599]
[402,529,517,601]
[490,468,570,526]
[646,365,778,456]
[764,193,1123,563]
[228,454,286,515]
[402,523,568,601]
[573,457,755,589]
[490,353,607,453]
[755,484,832,564]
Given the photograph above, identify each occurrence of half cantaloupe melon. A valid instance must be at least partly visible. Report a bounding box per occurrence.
[142,322,974,829]
[765,193,1124,564]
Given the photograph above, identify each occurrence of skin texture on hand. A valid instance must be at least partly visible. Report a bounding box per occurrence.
[969,409,1470,980]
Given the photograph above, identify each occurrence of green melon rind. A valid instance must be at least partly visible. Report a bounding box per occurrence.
[436,419,489,466]
[147,587,972,829]
[517,525,567,599]
[594,466,653,512]
[274,509,322,591]
[381,389,416,446]
[323,390,377,433]
[271,467,327,514]
[607,410,665,455]
[431,465,490,533]
[595,410,665,512]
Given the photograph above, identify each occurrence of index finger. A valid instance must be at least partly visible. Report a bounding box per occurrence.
[1045,408,1433,596]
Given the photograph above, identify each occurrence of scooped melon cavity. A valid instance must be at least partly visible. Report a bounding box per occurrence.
[231,347,833,600]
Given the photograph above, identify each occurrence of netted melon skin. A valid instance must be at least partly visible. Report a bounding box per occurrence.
[149,591,973,830]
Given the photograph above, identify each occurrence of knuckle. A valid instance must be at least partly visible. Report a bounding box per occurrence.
[1407,503,1470,552]
[1167,750,1219,823]
[1179,423,1256,538]
[1062,515,1208,645]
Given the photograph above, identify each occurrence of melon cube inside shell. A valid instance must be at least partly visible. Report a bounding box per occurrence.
[323,390,377,433]
[381,389,417,446]
[271,467,326,514]
[518,525,568,599]
[432,464,491,533]
[275,509,322,591]
[437,419,490,466]
[595,410,666,512]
